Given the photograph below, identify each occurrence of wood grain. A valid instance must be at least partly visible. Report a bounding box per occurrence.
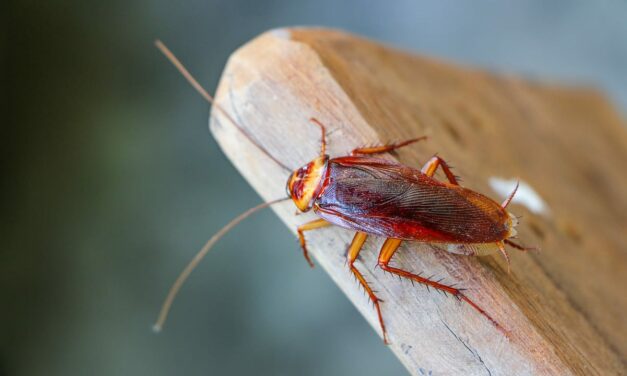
[209,28,626,375]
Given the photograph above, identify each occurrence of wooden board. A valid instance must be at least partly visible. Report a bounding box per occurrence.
[209,28,626,375]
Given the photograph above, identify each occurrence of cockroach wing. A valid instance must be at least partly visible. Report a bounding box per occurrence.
[314,157,509,243]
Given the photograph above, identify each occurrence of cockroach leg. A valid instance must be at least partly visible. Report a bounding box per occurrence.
[421,156,459,185]
[347,232,389,344]
[296,218,330,267]
[497,242,511,274]
[504,239,540,253]
[309,118,327,157]
[377,239,505,333]
[350,136,427,156]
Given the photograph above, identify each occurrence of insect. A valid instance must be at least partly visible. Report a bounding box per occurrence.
[153,41,534,344]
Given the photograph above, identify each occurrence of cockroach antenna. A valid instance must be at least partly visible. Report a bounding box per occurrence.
[153,40,295,331]
[153,197,290,333]
[154,40,292,172]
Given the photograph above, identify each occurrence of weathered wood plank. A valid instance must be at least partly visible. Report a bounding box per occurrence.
[209,28,626,375]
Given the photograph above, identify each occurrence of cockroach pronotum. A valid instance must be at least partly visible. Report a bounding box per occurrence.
[153,40,536,344]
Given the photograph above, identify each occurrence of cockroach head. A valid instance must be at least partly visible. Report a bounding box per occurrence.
[286,155,329,212]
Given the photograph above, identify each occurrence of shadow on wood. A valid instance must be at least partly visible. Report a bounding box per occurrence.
[209,27,626,375]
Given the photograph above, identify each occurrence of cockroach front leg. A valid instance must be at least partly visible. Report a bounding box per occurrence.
[350,136,427,156]
[347,232,389,344]
[421,156,459,185]
[297,219,330,267]
[377,238,504,332]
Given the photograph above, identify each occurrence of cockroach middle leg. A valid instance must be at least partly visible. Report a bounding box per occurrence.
[297,218,330,267]
[350,137,427,156]
[347,232,388,344]
[421,156,459,185]
[377,238,504,332]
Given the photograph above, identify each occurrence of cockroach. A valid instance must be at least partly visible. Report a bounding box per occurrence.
[153,40,535,344]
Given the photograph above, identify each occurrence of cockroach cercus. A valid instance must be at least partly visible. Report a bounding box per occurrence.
[153,40,536,344]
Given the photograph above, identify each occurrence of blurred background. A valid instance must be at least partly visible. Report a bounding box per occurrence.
[4,1,627,375]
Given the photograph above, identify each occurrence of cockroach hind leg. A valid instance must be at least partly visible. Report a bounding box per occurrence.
[505,239,541,253]
[458,293,508,335]
[377,238,506,334]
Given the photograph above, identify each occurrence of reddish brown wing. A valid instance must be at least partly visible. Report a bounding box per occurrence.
[314,156,508,243]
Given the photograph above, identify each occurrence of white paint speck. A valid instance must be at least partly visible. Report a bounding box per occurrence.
[489,177,549,216]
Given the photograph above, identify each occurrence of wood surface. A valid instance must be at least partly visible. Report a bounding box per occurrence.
[209,28,627,375]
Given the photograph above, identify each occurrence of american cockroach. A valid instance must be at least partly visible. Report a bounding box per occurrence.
[153,40,535,344]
